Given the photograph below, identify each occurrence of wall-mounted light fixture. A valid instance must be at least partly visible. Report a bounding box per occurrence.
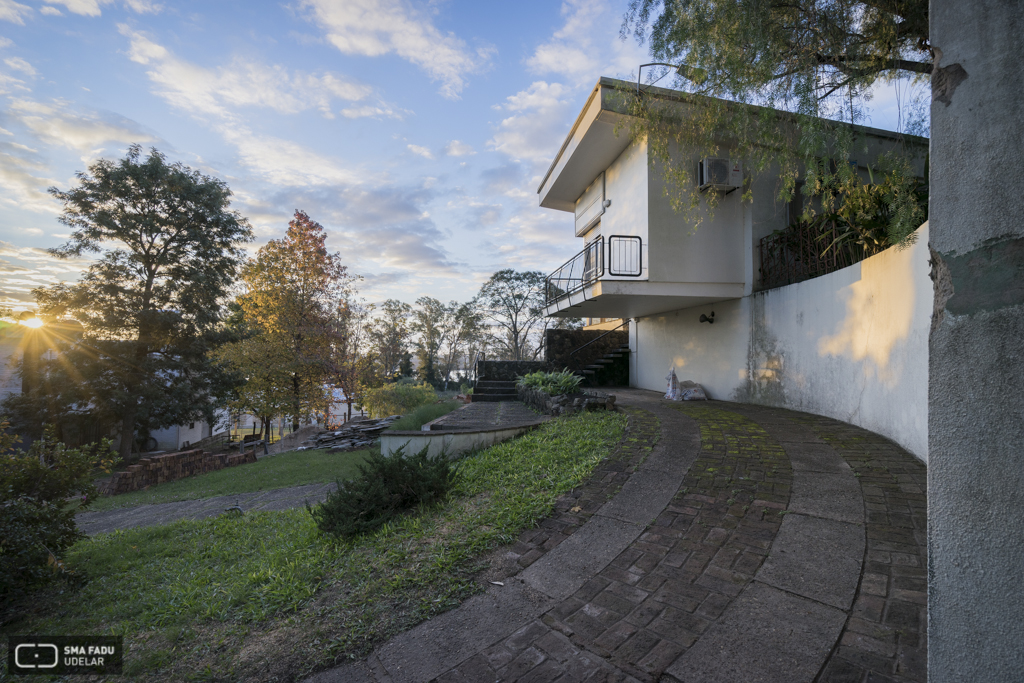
[699,311,715,324]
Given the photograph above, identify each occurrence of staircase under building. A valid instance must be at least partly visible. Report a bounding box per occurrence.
[577,344,630,387]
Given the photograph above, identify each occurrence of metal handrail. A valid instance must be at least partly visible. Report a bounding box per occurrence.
[545,235,644,307]
[568,319,630,387]
[545,236,605,306]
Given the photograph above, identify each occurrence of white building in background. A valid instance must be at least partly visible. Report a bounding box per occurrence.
[538,77,931,461]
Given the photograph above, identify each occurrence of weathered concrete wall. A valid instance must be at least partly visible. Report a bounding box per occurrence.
[928,0,1024,678]
[742,224,932,460]
[647,155,747,286]
[634,297,750,400]
[633,223,931,461]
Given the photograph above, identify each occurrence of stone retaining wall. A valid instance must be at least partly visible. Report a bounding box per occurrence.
[475,360,550,381]
[545,329,628,371]
[517,385,616,417]
[99,447,257,496]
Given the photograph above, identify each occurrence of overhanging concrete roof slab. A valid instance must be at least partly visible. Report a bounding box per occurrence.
[538,80,633,212]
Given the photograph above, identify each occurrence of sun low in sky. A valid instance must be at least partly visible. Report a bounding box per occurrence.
[0,0,924,312]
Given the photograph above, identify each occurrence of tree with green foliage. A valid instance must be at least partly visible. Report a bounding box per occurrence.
[1,419,116,606]
[477,270,547,361]
[411,296,445,386]
[366,299,412,383]
[436,300,482,390]
[28,145,252,460]
[621,0,929,247]
[326,296,371,423]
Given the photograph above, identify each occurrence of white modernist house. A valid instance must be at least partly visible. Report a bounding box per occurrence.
[539,78,932,461]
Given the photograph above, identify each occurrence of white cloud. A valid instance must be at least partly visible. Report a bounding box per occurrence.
[8,98,155,153]
[43,0,112,17]
[444,139,475,157]
[0,37,13,48]
[0,70,28,94]
[4,56,34,75]
[340,103,405,120]
[0,147,59,212]
[407,144,433,159]
[487,81,573,164]
[299,0,491,99]
[124,0,161,13]
[120,25,376,119]
[220,127,365,188]
[525,0,647,86]
[0,241,92,305]
[39,5,62,15]
[0,0,31,25]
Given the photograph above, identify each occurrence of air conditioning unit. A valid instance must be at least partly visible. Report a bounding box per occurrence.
[697,158,743,192]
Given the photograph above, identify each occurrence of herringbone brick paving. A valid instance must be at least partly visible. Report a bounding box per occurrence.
[505,408,661,570]
[317,391,929,683]
[537,406,793,681]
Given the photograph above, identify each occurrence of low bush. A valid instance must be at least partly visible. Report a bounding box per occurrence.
[386,401,461,431]
[517,369,583,396]
[0,422,115,603]
[359,382,437,419]
[307,445,459,537]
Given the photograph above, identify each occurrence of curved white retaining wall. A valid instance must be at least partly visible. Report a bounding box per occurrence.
[634,223,931,462]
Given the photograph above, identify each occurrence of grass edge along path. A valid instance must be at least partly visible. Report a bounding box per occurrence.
[84,448,373,512]
[3,410,629,683]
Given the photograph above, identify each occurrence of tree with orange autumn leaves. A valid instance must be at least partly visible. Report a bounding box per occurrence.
[215,211,359,433]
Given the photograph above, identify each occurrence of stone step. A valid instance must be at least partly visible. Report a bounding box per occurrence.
[475,380,517,388]
[471,393,517,402]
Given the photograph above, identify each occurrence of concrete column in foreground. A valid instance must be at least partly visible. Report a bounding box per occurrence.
[928,0,1024,679]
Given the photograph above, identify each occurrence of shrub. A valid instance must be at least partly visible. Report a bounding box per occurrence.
[386,401,461,431]
[517,369,583,396]
[0,423,116,602]
[359,382,437,419]
[308,445,459,538]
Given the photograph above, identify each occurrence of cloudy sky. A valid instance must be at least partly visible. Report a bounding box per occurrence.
[0,0,924,311]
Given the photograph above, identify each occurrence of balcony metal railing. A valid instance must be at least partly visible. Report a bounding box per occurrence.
[545,235,642,306]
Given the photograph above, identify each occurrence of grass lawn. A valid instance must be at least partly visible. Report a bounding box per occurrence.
[86,448,373,512]
[385,400,462,431]
[2,411,634,682]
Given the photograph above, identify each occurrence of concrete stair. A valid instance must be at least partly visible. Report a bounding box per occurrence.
[580,344,630,386]
[471,379,518,402]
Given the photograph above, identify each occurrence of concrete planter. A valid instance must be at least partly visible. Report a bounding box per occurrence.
[380,422,546,459]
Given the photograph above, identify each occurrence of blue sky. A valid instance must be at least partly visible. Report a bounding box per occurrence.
[0,0,926,311]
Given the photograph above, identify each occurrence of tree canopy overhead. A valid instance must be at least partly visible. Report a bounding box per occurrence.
[624,0,930,115]
[620,0,931,248]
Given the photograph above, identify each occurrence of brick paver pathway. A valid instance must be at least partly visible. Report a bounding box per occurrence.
[310,391,928,683]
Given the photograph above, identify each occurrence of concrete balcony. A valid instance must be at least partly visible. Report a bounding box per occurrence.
[544,235,743,319]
